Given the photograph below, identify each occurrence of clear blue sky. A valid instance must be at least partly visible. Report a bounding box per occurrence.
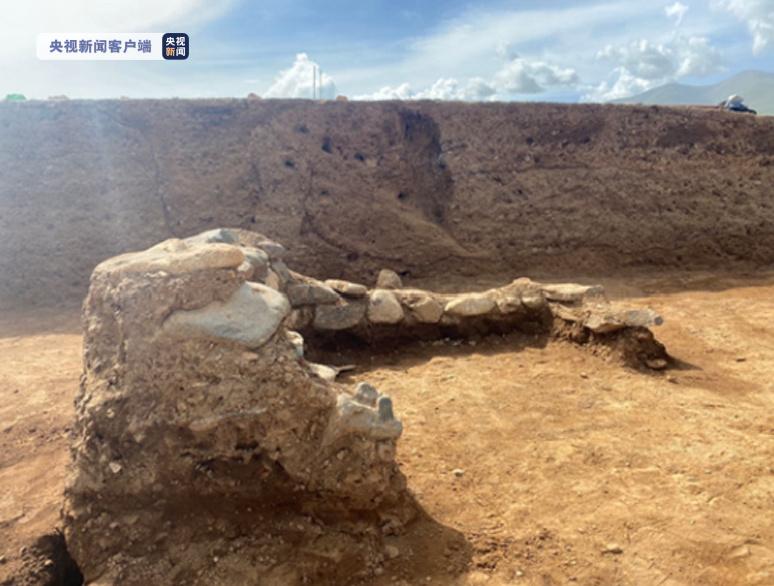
[2,0,773,100]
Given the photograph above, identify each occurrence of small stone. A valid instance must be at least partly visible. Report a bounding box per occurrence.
[108,461,123,474]
[308,363,338,382]
[398,291,444,323]
[376,269,403,289]
[368,289,404,324]
[384,545,400,559]
[354,382,379,407]
[520,290,546,311]
[286,331,304,359]
[0,555,6,564]
[313,300,366,331]
[735,357,747,363]
[601,543,623,555]
[256,239,286,260]
[324,279,368,298]
[645,358,668,370]
[241,247,270,280]
[287,282,340,306]
[452,468,465,478]
[43,559,54,568]
[377,396,396,422]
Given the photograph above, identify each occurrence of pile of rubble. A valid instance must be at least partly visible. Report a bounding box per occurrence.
[62,228,667,585]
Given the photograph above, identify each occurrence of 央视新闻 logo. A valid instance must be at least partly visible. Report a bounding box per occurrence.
[162,33,189,60]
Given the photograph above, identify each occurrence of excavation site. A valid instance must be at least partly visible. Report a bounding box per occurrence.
[1,99,773,586]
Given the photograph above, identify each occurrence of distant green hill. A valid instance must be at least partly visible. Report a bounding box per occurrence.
[613,70,774,115]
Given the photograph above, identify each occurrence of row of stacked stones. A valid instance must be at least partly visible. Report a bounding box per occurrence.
[63,228,668,585]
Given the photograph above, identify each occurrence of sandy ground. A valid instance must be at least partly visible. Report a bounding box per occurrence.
[1,273,773,585]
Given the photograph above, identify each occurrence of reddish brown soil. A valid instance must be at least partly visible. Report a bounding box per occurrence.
[2,100,774,308]
[2,272,773,585]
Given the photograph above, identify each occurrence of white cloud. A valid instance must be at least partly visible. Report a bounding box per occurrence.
[263,53,337,99]
[353,53,577,101]
[493,58,579,94]
[597,40,676,80]
[355,78,497,101]
[590,34,723,101]
[676,36,723,76]
[585,67,660,101]
[716,0,774,54]
[665,2,690,26]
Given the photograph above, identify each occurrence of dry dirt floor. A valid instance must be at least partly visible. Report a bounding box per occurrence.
[1,272,773,585]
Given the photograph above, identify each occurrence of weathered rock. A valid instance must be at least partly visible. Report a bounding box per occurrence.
[444,294,496,317]
[354,382,379,407]
[163,282,289,348]
[324,279,368,298]
[313,300,367,330]
[326,394,403,443]
[542,283,605,303]
[520,289,547,311]
[95,239,244,276]
[489,284,524,314]
[308,362,338,382]
[584,308,663,333]
[241,247,270,280]
[397,290,444,323]
[367,289,404,324]
[286,307,314,330]
[376,269,403,289]
[287,282,340,306]
[256,238,287,260]
[286,330,304,359]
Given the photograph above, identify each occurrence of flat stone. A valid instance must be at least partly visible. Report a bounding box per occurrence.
[324,279,368,298]
[95,240,245,276]
[444,294,495,317]
[162,282,289,348]
[376,269,403,289]
[367,289,404,324]
[542,283,605,303]
[584,308,663,334]
[287,282,340,306]
[308,362,337,382]
[256,239,287,260]
[313,300,366,331]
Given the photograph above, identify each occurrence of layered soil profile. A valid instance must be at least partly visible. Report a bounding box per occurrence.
[1,99,773,307]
